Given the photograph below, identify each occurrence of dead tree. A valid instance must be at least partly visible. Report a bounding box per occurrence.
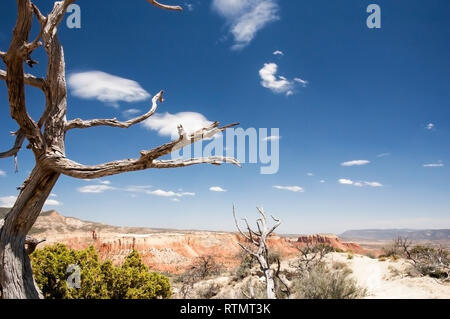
[233,206,283,299]
[0,0,239,299]
[395,237,450,279]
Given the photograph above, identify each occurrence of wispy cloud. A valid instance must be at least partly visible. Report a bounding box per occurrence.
[262,135,281,142]
[68,71,150,107]
[77,185,116,194]
[338,179,383,187]
[425,123,435,130]
[44,199,63,207]
[184,2,194,11]
[210,186,227,192]
[273,185,304,193]
[307,172,314,177]
[273,50,284,56]
[423,162,444,168]
[377,153,391,158]
[0,169,6,177]
[259,63,307,96]
[146,189,195,198]
[0,195,62,208]
[0,196,17,208]
[212,0,279,50]
[293,77,309,87]
[122,108,141,117]
[143,111,213,137]
[341,160,370,167]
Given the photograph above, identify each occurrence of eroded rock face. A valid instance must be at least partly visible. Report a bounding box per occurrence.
[30,210,364,273]
[296,234,365,254]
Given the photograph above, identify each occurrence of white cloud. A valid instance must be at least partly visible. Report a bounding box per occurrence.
[0,170,6,177]
[259,63,293,95]
[99,180,111,185]
[1,195,61,208]
[273,50,284,56]
[0,196,17,208]
[44,199,63,207]
[377,153,391,158]
[122,108,141,117]
[423,163,444,168]
[426,123,435,130]
[320,180,326,183]
[259,63,307,96]
[78,185,115,194]
[341,160,371,167]
[294,77,309,87]
[307,172,314,177]
[364,181,383,188]
[68,71,150,107]
[50,193,58,198]
[146,189,195,198]
[212,0,279,50]
[339,179,383,187]
[273,185,304,193]
[143,111,213,137]
[262,135,281,142]
[210,186,227,192]
[338,179,354,185]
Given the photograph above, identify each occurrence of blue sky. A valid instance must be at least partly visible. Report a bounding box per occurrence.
[1,0,449,234]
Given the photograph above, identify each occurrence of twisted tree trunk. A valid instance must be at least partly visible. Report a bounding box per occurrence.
[0,167,59,298]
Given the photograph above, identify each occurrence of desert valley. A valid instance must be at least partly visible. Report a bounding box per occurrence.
[2,208,448,299]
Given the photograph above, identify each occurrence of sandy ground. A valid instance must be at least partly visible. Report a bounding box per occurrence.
[326,253,450,299]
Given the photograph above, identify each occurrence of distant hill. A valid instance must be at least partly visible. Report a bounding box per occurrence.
[341,229,450,241]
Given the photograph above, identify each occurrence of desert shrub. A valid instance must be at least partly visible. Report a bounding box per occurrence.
[196,282,221,299]
[31,244,171,299]
[347,253,354,260]
[239,278,267,299]
[175,255,223,298]
[331,261,347,271]
[365,252,376,259]
[268,250,283,265]
[394,237,450,279]
[293,243,334,273]
[235,254,257,280]
[408,245,449,279]
[293,263,366,299]
[189,255,223,280]
[381,244,400,258]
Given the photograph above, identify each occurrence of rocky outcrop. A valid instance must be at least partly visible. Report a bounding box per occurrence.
[296,234,365,254]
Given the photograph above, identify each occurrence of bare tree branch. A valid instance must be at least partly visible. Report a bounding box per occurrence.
[43,121,240,179]
[0,69,45,89]
[147,0,183,11]
[65,91,164,130]
[0,131,26,160]
[152,156,240,168]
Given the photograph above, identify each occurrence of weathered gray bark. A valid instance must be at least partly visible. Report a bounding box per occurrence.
[0,0,239,299]
[233,207,282,299]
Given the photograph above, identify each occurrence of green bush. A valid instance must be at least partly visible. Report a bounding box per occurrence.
[30,244,171,299]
